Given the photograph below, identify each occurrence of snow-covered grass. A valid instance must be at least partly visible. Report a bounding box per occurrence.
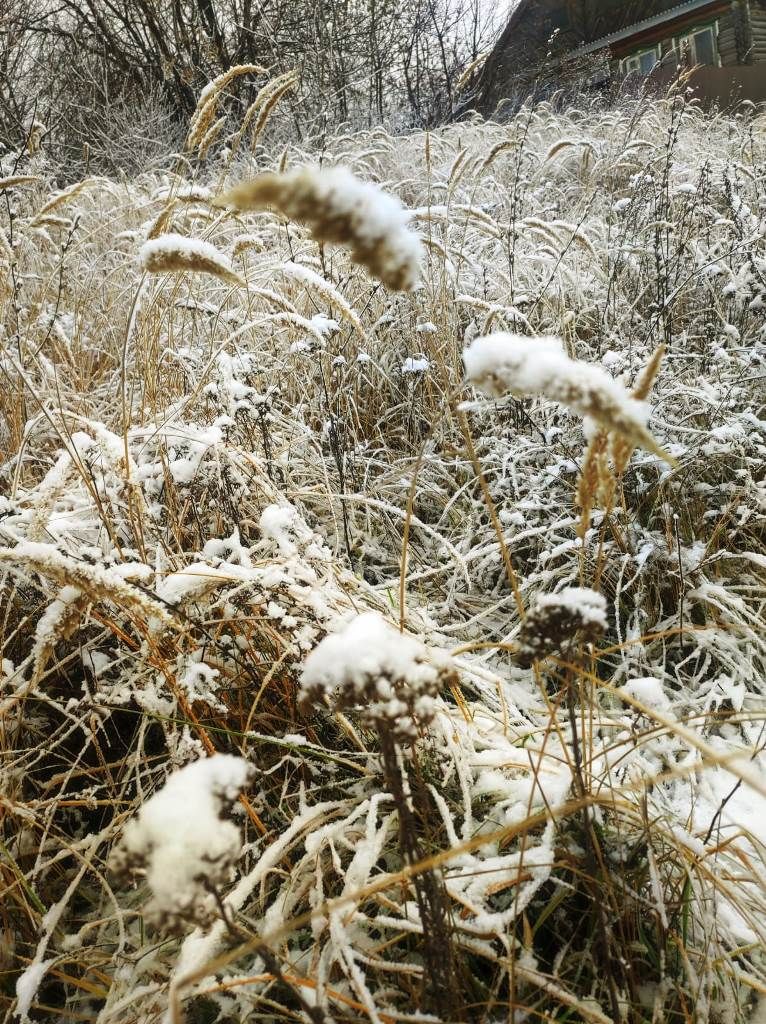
[1,82,765,1024]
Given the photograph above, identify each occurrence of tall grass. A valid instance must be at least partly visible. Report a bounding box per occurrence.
[1,79,765,1024]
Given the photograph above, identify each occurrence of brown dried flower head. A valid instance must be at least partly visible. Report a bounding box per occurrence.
[300,613,453,742]
[515,587,607,667]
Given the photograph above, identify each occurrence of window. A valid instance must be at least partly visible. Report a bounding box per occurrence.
[621,47,659,75]
[679,26,717,65]
[639,48,659,73]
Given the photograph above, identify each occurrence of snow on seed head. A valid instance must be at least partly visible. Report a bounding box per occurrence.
[463,332,673,463]
[110,754,252,933]
[216,166,422,291]
[299,612,453,741]
[515,587,607,667]
[139,233,245,287]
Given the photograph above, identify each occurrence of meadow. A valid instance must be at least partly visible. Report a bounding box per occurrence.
[1,73,765,1023]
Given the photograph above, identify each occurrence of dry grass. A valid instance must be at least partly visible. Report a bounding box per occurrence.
[1,79,765,1024]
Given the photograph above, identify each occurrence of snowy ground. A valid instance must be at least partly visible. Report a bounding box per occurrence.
[1,85,765,1023]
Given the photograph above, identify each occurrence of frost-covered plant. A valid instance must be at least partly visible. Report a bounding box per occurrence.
[463,332,670,459]
[301,613,461,1018]
[2,81,766,1024]
[110,755,252,932]
[139,233,245,286]
[185,64,265,155]
[515,586,607,667]
[299,611,454,741]
[217,166,423,290]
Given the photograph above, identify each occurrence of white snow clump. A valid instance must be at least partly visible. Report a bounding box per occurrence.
[111,754,252,931]
[300,612,454,741]
[463,332,666,457]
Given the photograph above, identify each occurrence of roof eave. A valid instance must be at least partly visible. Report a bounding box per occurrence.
[572,0,730,57]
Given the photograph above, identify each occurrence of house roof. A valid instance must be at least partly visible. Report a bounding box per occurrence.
[572,0,727,56]
[462,0,733,118]
[451,0,535,117]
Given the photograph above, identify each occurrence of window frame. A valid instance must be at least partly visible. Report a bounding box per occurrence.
[677,22,720,66]
[620,19,721,76]
[620,45,660,75]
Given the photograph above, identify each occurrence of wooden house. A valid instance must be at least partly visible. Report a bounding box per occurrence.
[470,0,766,114]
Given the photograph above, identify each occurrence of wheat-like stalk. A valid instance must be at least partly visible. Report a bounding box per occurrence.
[611,342,666,475]
[30,180,92,225]
[280,261,365,337]
[186,64,266,154]
[31,585,91,684]
[197,115,228,160]
[247,287,299,315]
[234,70,299,155]
[139,234,245,286]
[146,200,179,240]
[216,165,422,291]
[477,139,520,176]
[0,542,174,625]
[464,333,673,462]
[455,51,489,92]
[0,175,40,192]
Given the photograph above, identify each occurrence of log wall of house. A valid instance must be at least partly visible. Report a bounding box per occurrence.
[718,0,766,64]
[476,0,766,115]
[718,8,742,64]
[751,0,766,62]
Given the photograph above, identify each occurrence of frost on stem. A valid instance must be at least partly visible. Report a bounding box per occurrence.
[516,587,607,667]
[463,333,671,461]
[110,755,252,933]
[139,233,245,287]
[301,613,461,1018]
[185,63,265,154]
[216,166,423,291]
[299,612,454,742]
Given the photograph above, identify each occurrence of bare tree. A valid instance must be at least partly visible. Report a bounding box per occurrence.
[0,0,505,171]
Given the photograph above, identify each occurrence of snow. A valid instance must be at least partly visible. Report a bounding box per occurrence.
[170,797,340,988]
[300,612,452,739]
[113,755,251,927]
[156,562,247,605]
[533,587,608,630]
[259,503,300,555]
[152,184,212,203]
[620,677,672,713]
[401,356,430,374]
[15,959,54,1022]
[33,585,81,646]
[463,332,663,456]
[310,313,340,336]
[302,613,434,694]
[180,660,222,705]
